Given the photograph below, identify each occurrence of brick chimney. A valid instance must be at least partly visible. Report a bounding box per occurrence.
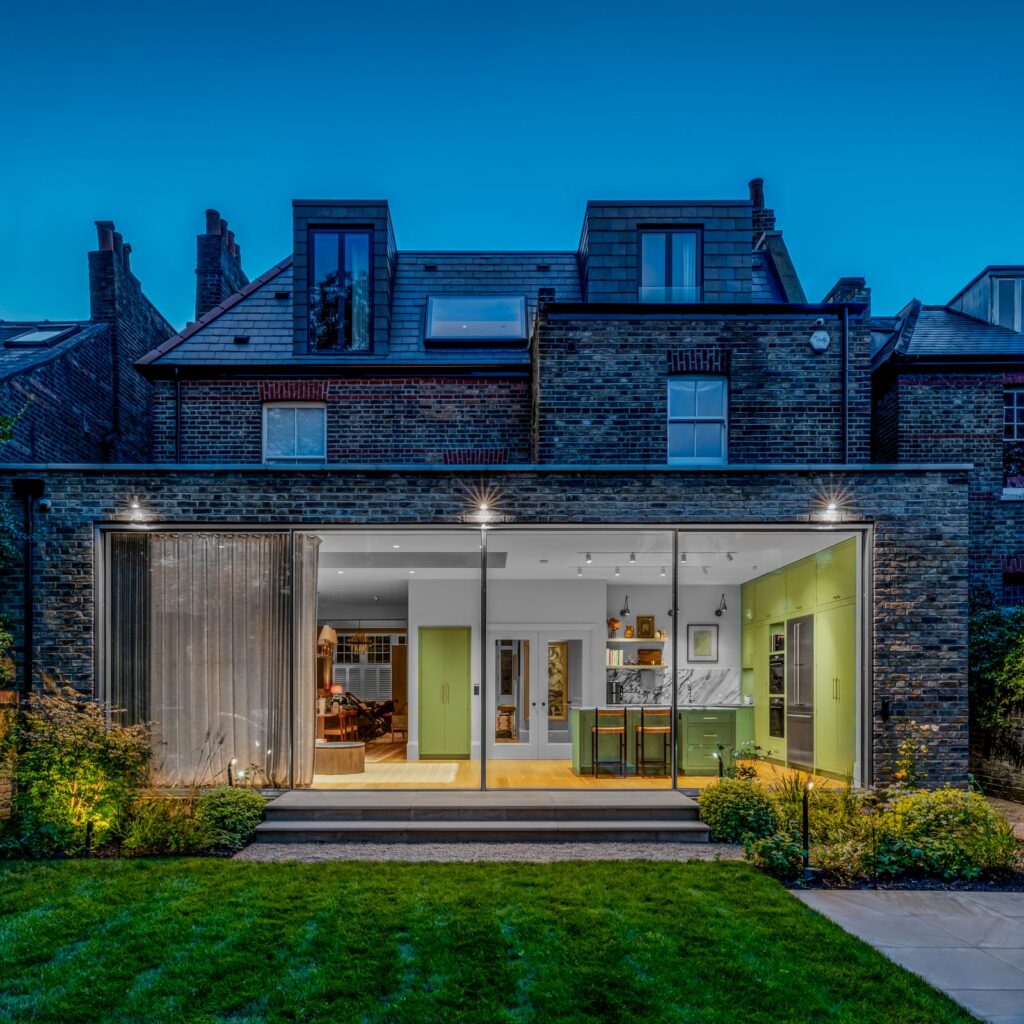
[195,209,248,319]
[88,220,176,459]
[823,277,871,308]
[748,177,777,247]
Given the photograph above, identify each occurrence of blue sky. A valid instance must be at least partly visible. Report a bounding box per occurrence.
[1,0,1022,329]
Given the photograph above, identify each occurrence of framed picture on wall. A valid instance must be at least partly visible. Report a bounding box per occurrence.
[636,615,656,639]
[687,624,719,663]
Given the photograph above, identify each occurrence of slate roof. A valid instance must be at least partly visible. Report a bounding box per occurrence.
[0,321,109,381]
[140,251,582,369]
[871,300,1024,369]
[139,242,805,372]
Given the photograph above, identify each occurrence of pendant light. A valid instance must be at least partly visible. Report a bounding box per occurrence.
[349,619,370,656]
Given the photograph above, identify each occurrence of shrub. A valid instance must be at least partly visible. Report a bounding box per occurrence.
[8,693,150,857]
[195,786,266,852]
[873,787,1020,881]
[744,832,803,880]
[123,796,214,856]
[699,779,778,842]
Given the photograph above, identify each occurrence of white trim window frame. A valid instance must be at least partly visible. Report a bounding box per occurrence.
[993,277,1022,332]
[262,402,327,464]
[667,376,728,465]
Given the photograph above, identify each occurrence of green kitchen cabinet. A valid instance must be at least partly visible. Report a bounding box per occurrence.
[813,603,856,777]
[741,624,754,669]
[741,582,755,624]
[679,709,735,774]
[755,572,786,623]
[752,622,769,749]
[816,538,857,607]
[418,627,471,758]
[786,558,817,615]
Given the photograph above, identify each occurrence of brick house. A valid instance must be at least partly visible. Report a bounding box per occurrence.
[872,268,1024,797]
[0,222,173,464]
[0,180,971,808]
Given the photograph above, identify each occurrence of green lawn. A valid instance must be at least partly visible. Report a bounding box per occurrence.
[0,859,976,1024]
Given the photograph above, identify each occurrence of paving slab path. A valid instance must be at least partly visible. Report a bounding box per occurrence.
[797,890,1024,1024]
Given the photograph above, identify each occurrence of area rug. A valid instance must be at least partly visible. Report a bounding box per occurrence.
[314,762,460,785]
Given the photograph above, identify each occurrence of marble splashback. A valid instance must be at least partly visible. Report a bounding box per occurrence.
[609,667,742,706]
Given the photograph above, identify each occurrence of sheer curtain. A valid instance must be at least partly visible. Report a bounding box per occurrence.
[147,533,291,787]
[291,534,321,787]
[108,533,150,725]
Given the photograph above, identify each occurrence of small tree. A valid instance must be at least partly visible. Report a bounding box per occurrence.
[969,588,1024,729]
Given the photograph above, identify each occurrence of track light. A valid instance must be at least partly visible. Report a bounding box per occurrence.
[702,566,709,576]
[577,566,583,577]
[660,566,667,577]
[614,566,621,577]
[726,552,734,562]
[629,552,636,564]
[585,552,592,564]
[680,552,687,562]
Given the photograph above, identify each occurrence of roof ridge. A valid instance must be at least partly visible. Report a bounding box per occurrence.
[136,256,292,366]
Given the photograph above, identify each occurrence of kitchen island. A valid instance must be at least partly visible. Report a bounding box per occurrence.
[570,705,754,775]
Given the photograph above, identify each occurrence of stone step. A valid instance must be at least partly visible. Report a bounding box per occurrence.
[262,791,701,824]
[254,818,711,844]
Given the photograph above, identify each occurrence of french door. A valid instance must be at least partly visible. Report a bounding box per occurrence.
[487,629,589,760]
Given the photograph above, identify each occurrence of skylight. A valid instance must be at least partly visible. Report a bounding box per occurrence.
[4,325,79,348]
[425,296,527,345]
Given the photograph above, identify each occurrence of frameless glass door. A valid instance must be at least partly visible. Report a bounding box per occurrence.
[489,634,536,758]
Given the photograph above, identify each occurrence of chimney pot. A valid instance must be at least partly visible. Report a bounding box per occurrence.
[219,218,228,239]
[205,209,221,234]
[95,220,115,251]
[748,177,765,209]
[226,229,236,255]
[112,231,124,257]
[122,243,132,272]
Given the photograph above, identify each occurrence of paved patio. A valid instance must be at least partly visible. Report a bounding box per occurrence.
[797,890,1024,1024]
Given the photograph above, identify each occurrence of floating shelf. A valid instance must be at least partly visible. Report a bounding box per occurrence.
[606,638,666,644]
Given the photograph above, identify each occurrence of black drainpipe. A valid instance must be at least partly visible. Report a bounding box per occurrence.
[174,368,182,463]
[12,478,44,701]
[841,306,850,463]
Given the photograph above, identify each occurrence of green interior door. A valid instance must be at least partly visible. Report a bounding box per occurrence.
[418,627,471,758]
[834,602,857,776]
[443,628,471,757]
[814,608,839,774]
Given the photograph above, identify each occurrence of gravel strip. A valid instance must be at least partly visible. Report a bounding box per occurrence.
[235,841,743,863]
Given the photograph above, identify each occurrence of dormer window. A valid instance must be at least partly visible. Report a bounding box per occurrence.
[308,229,371,352]
[994,277,1022,332]
[640,229,701,303]
[425,295,528,346]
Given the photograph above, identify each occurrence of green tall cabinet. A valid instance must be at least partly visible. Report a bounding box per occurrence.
[813,602,856,777]
[418,627,471,758]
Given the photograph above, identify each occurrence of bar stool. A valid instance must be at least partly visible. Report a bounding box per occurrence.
[591,708,626,777]
[636,707,672,777]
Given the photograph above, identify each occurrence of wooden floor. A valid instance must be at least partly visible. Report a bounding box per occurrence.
[310,737,836,791]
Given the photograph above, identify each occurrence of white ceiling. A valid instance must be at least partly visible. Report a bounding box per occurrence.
[315,528,856,605]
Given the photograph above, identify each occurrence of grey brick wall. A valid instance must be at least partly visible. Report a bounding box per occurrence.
[151,375,532,463]
[534,308,873,464]
[0,465,970,787]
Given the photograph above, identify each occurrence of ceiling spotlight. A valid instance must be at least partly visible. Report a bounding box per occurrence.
[479,501,489,512]
[629,552,636,564]
[660,566,667,577]
[726,552,734,562]
[585,552,592,564]
[577,566,583,577]
[827,502,837,512]
[614,566,621,577]
[408,569,416,575]
[130,500,140,510]
[337,570,344,575]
